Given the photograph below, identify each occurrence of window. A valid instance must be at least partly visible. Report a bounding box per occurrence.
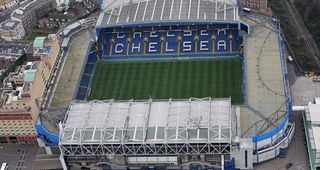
[245,150,248,168]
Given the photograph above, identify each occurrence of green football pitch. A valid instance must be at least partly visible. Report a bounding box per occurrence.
[89,58,243,104]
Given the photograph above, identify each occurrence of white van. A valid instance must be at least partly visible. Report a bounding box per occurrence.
[0,163,8,170]
[287,55,294,63]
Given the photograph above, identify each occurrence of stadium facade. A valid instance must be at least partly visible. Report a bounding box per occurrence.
[33,0,295,169]
[60,98,237,169]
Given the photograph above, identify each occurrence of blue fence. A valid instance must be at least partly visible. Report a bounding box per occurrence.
[252,113,289,143]
[35,117,59,146]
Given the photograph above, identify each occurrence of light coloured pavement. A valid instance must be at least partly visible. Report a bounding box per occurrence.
[290,75,320,105]
[241,17,287,137]
[50,31,93,109]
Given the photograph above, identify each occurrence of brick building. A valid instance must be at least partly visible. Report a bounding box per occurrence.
[38,13,73,29]
[0,35,61,144]
[241,0,270,14]
[0,19,25,41]
[10,0,55,32]
[0,0,23,9]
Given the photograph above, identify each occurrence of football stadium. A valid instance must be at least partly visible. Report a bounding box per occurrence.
[34,0,295,169]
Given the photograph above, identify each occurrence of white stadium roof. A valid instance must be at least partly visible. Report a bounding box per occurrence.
[97,0,239,27]
[60,98,235,145]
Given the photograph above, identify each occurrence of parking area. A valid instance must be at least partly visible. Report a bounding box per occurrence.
[288,63,320,105]
[0,144,38,170]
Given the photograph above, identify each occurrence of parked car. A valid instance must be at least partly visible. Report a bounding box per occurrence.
[313,78,320,82]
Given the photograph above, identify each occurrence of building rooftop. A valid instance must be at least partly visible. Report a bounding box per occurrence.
[0,19,20,31]
[312,127,320,151]
[24,69,37,83]
[308,104,320,123]
[11,0,49,20]
[33,37,47,49]
[315,97,320,105]
[60,98,235,144]
[61,21,81,36]
[0,42,28,56]
[48,12,73,20]
[0,56,16,70]
[97,0,239,27]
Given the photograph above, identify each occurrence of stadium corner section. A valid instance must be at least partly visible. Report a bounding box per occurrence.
[246,17,294,164]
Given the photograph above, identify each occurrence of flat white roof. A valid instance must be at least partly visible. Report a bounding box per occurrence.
[308,104,320,123]
[60,97,235,144]
[5,22,15,27]
[312,127,320,150]
[315,97,320,104]
[62,22,81,36]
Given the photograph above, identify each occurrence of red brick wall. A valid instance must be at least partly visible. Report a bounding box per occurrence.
[0,113,32,120]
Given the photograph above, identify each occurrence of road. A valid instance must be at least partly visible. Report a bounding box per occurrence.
[283,0,320,70]
[0,144,39,170]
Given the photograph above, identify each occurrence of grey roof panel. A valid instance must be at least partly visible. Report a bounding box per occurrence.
[128,3,139,23]
[119,5,130,23]
[180,0,189,20]
[162,0,172,20]
[153,0,164,21]
[190,0,198,20]
[144,0,155,21]
[135,1,147,22]
[97,0,239,27]
[171,0,181,20]
[109,8,120,24]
